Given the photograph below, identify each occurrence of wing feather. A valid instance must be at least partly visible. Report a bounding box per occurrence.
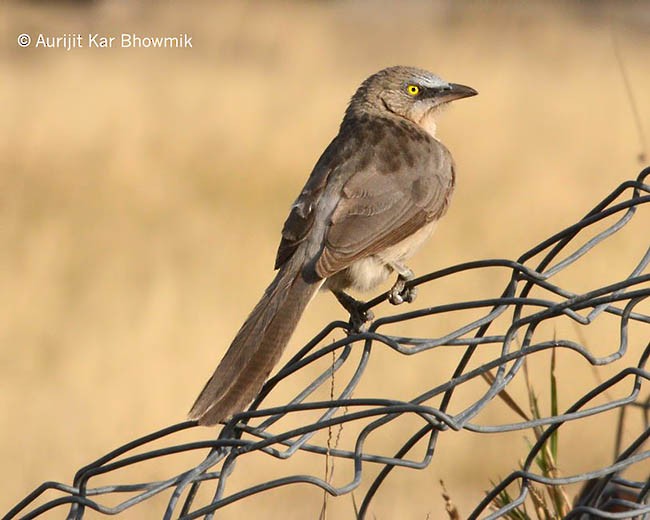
[275,114,455,280]
[315,121,454,278]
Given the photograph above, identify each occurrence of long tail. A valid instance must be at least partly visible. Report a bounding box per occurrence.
[189,254,320,426]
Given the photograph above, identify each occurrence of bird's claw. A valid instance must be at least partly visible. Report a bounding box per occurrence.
[349,306,374,332]
[333,291,374,332]
[388,275,417,305]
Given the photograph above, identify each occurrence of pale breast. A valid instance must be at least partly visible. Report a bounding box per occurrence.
[323,221,438,293]
[376,221,437,265]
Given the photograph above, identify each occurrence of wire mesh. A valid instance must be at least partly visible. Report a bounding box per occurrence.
[5,168,650,520]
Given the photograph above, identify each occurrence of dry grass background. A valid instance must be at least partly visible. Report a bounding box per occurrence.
[1,1,649,518]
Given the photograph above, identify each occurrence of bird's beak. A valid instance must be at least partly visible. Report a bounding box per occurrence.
[439,83,478,102]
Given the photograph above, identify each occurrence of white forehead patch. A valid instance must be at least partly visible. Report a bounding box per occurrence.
[413,73,447,89]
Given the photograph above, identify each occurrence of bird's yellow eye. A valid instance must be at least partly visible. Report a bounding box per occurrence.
[406,84,420,96]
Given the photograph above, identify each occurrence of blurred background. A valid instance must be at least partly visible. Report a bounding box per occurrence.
[1,0,649,518]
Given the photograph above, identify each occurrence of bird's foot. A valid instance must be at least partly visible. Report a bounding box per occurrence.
[388,267,417,305]
[333,291,374,332]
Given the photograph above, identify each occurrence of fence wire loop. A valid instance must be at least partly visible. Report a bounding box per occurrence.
[6,168,650,520]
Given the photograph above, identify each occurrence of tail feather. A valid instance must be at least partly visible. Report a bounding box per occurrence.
[189,255,319,425]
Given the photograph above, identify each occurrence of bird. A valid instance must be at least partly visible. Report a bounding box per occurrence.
[189,66,477,426]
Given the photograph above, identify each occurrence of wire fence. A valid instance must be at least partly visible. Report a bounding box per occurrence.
[5,168,650,520]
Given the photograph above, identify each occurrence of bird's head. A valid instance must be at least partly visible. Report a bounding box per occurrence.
[347,66,477,136]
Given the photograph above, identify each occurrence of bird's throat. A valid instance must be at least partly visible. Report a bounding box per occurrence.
[417,109,438,138]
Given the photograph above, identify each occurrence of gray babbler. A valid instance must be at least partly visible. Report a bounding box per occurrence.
[189,66,477,426]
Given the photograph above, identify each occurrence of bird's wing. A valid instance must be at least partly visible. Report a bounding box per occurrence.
[315,119,455,278]
[275,133,344,270]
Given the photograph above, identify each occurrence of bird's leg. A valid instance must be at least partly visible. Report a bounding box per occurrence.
[388,262,417,305]
[332,290,374,331]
